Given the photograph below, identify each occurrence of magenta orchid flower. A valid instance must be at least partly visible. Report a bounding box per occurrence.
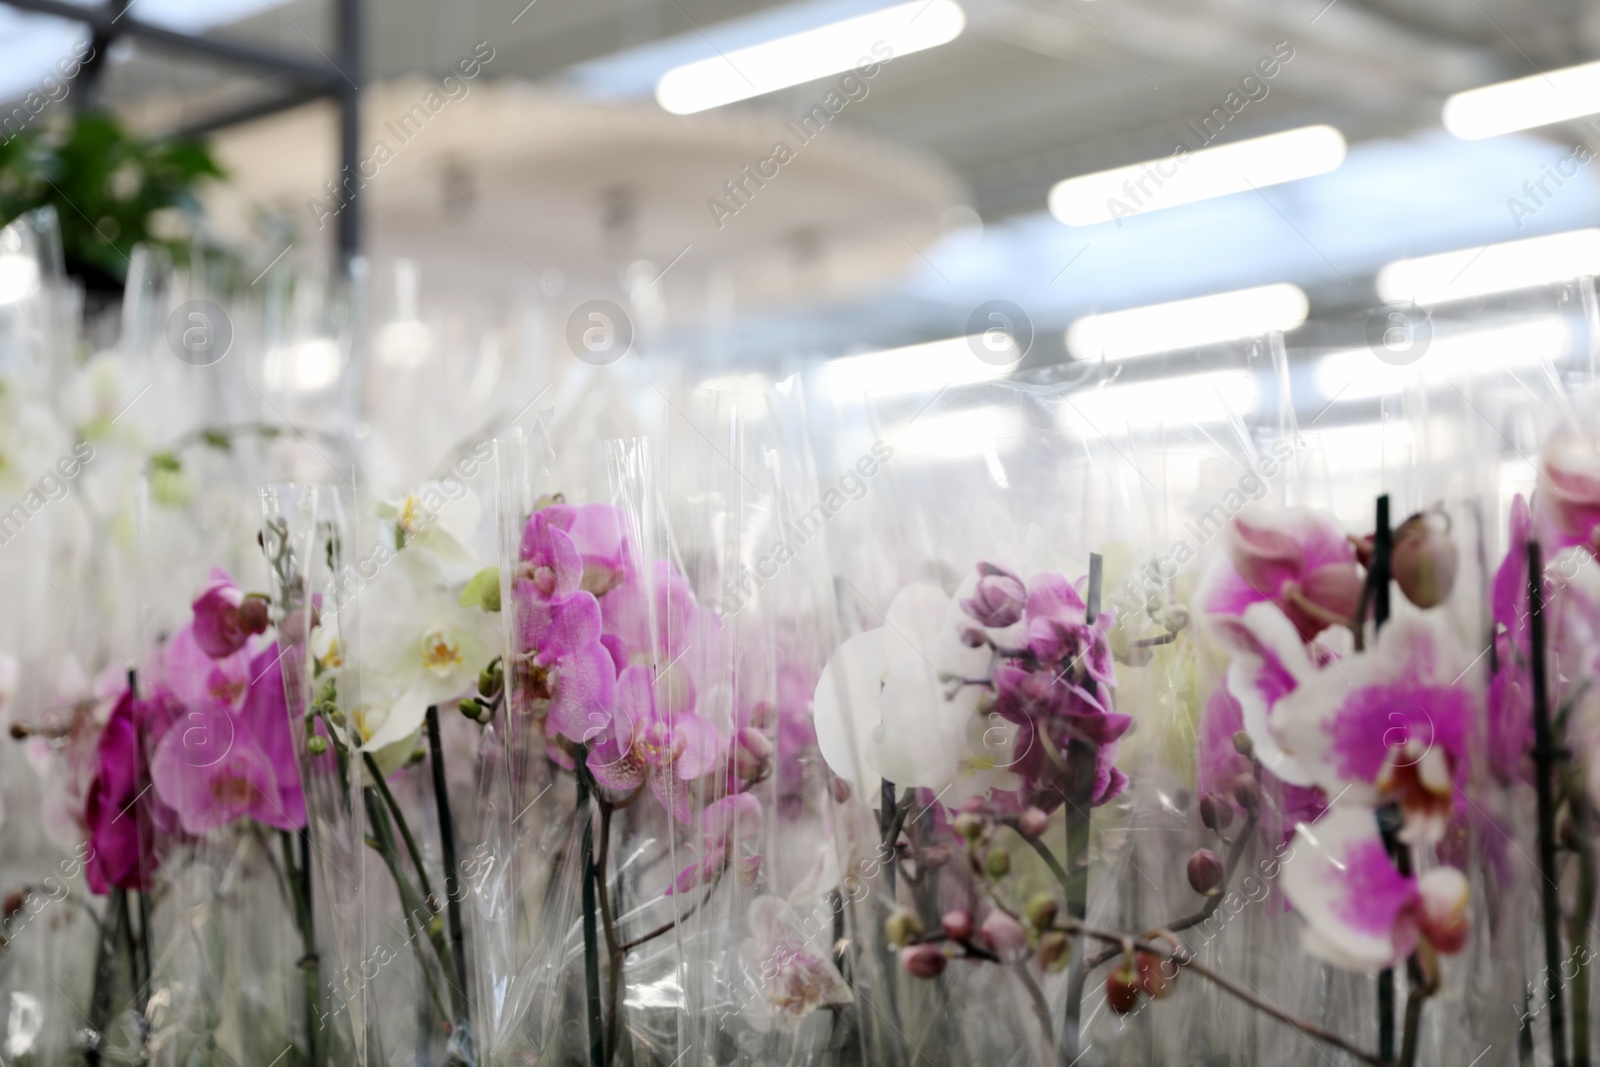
[1282,806,1470,970]
[84,688,181,895]
[1200,510,1362,642]
[1207,604,1326,787]
[586,664,723,823]
[1270,613,1477,845]
[191,567,269,660]
[238,645,306,829]
[985,570,1129,811]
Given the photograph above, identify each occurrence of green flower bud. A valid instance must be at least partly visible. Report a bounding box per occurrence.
[885,907,924,948]
[307,735,328,756]
[986,847,1011,879]
[1024,892,1058,930]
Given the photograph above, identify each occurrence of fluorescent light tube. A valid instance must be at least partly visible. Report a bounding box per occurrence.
[1058,369,1260,433]
[1313,316,1570,401]
[655,0,964,115]
[1444,60,1600,139]
[1065,283,1308,361]
[1376,229,1600,306]
[822,334,1014,399]
[1048,126,1346,227]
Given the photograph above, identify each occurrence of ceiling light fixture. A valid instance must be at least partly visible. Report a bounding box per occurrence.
[822,333,1013,399]
[1375,228,1600,306]
[1047,126,1347,227]
[1065,283,1309,361]
[1444,61,1600,139]
[655,0,965,115]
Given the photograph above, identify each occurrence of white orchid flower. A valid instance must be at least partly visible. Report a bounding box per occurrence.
[813,582,1018,809]
[355,539,497,756]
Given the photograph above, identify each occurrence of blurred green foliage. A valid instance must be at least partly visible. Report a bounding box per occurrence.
[0,112,223,291]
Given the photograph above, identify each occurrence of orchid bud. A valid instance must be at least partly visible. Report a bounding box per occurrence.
[885,907,923,948]
[1039,930,1071,972]
[900,943,948,979]
[191,580,250,659]
[308,736,329,756]
[1392,512,1458,609]
[922,845,953,868]
[954,813,985,842]
[1232,774,1260,813]
[1105,965,1141,1015]
[1197,793,1233,832]
[1137,951,1176,998]
[1416,868,1470,955]
[1297,563,1363,627]
[238,596,271,636]
[1187,848,1224,895]
[941,909,973,941]
[986,848,1011,879]
[1017,807,1050,839]
[980,910,1029,959]
[1232,731,1253,757]
[830,777,852,804]
[1352,533,1374,570]
[733,727,774,781]
[961,564,1026,628]
[1024,893,1059,930]
[478,660,504,701]
[957,623,987,648]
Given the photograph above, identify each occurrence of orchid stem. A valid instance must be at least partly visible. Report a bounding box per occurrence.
[1531,538,1572,1067]
[1372,494,1399,1064]
[282,830,324,1067]
[1060,555,1103,1066]
[363,786,455,1030]
[1572,795,1595,1067]
[574,745,606,1067]
[84,886,125,1066]
[425,706,472,1027]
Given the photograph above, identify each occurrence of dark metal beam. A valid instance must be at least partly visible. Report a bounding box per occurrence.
[172,84,331,138]
[0,0,344,87]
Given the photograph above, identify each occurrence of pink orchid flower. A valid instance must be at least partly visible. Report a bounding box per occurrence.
[1201,510,1362,642]
[151,697,302,836]
[1282,806,1470,971]
[517,508,584,603]
[514,581,618,745]
[1270,613,1476,846]
[165,622,253,711]
[669,792,763,894]
[742,894,852,1016]
[585,665,723,823]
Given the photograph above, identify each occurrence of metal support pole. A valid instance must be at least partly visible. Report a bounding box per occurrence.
[335,0,363,266]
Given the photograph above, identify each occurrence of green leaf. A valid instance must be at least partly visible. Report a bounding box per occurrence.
[459,567,502,612]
